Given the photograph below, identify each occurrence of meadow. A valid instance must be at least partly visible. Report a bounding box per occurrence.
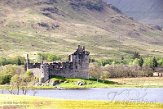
[0,77,163,90]
[109,77,163,88]
[0,94,163,109]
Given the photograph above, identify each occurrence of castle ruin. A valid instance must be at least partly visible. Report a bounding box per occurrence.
[25,45,90,83]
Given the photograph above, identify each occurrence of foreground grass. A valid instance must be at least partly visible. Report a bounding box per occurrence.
[0,94,163,109]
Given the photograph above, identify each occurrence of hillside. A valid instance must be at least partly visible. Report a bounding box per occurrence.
[104,0,163,27]
[0,0,163,58]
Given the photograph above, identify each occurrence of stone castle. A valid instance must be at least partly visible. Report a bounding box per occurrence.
[25,45,90,83]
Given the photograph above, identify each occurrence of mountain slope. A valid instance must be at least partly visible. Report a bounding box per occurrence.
[0,0,163,58]
[104,0,163,27]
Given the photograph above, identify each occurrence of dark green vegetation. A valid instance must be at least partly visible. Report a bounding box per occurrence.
[0,0,163,58]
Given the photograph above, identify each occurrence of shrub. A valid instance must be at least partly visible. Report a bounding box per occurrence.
[0,74,12,84]
[132,58,139,66]
[89,63,102,82]
[26,70,33,77]
[104,65,153,78]
[138,57,144,68]
[0,65,25,85]
[37,53,61,62]
[97,59,113,66]
[158,58,163,66]
[0,56,25,66]
[0,57,7,66]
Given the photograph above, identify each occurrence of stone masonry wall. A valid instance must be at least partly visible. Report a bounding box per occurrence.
[25,45,90,83]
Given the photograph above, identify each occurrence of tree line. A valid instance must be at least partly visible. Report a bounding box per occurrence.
[89,52,163,81]
[0,53,62,66]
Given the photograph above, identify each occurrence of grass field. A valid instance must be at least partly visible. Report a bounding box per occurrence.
[50,77,119,89]
[0,77,163,90]
[0,94,163,109]
[109,77,163,88]
[49,77,163,89]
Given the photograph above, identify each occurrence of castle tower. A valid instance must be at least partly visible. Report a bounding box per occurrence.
[70,45,90,78]
[39,63,49,83]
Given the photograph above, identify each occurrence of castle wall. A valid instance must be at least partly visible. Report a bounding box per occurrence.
[30,68,42,78]
[25,45,90,83]
[25,63,41,70]
[47,61,88,78]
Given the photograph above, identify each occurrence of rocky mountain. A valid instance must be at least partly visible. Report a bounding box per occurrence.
[104,0,163,27]
[0,0,163,58]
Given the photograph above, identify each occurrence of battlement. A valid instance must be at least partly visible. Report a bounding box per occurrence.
[72,45,89,55]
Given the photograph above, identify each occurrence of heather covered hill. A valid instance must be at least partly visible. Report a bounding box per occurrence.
[0,0,163,58]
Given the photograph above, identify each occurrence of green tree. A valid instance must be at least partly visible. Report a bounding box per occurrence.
[10,74,22,95]
[47,54,60,62]
[138,57,144,68]
[158,58,163,66]
[98,59,112,66]
[16,56,25,65]
[132,58,139,66]
[143,57,151,67]
[151,57,158,71]
[17,57,22,65]
[0,65,18,85]
[0,57,7,66]
[37,53,61,62]
[10,71,34,95]
[0,74,12,84]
